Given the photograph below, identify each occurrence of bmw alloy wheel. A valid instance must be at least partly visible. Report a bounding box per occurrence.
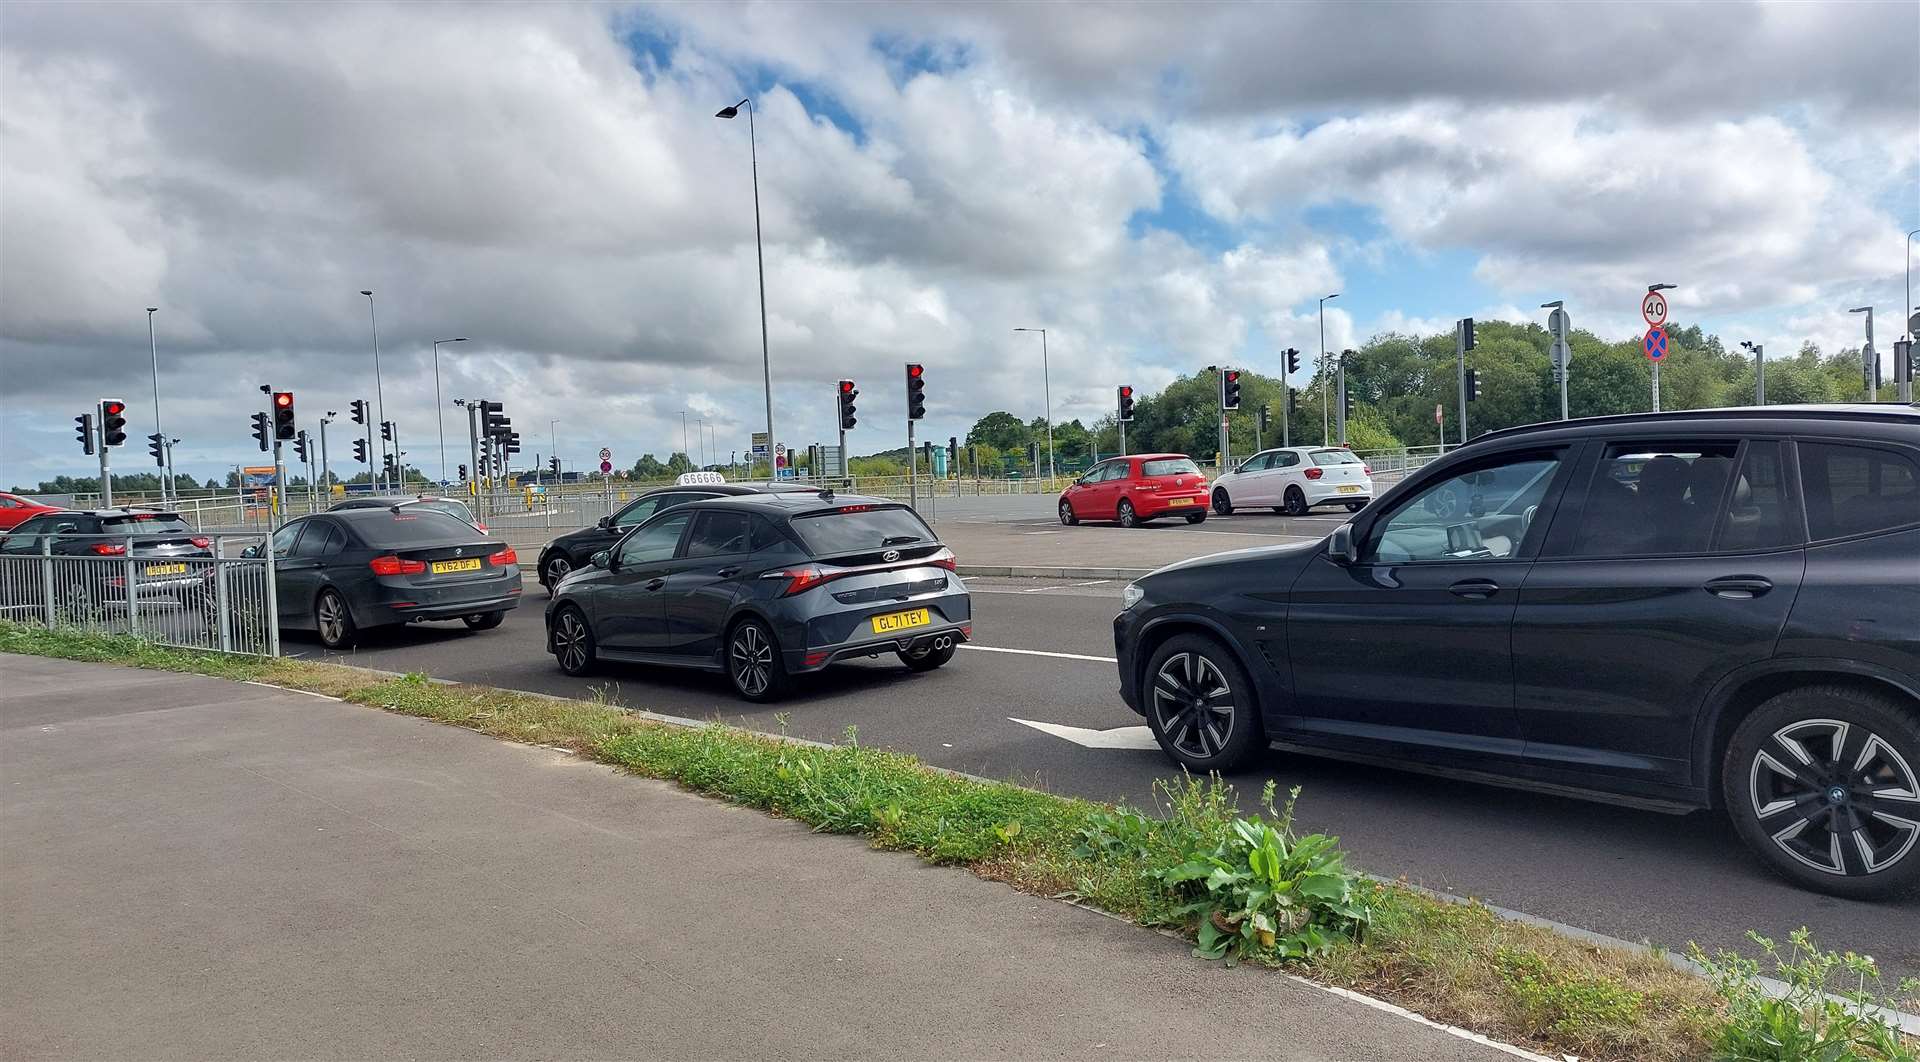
[1151,651,1236,759]
[1749,718,1920,877]
[554,609,591,673]
[316,592,348,647]
[544,555,571,590]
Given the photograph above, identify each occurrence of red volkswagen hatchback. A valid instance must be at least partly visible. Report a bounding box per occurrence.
[1059,454,1211,528]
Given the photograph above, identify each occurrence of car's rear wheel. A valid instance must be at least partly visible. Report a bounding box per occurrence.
[1116,499,1139,528]
[1724,685,1920,898]
[898,639,957,672]
[1283,487,1309,516]
[1184,512,1207,524]
[1345,500,1366,513]
[1212,488,1233,515]
[542,554,571,594]
[1144,634,1263,772]
[727,617,789,702]
[315,589,356,650]
[463,611,504,631]
[1058,499,1078,526]
[550,605,596,676]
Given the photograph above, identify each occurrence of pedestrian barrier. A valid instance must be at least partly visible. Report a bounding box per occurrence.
[0,532,278,656]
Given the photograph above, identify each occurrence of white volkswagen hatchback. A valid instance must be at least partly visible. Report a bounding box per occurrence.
[1210,446,1374,516]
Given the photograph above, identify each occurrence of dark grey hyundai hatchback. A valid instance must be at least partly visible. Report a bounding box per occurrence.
[1114,406,1920,897]
[545,491,971,700]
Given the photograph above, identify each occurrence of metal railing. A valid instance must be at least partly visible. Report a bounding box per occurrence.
[0,532,277,655]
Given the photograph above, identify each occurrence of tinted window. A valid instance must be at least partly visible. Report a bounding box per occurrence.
[347,510,481,547]
[1310,449,1362,466]
[271,522,305,557]
[616,512,692,566]
[1239,453,1273,473]
[684,511,752,558]
[1572,441,1741,557]
[293,522,343,557]
[1277,451,1301,468]
[1369,453,1561,563]
[750,517,797,555]
[612,495,663,529]
[101,515,193,534]
[792,506,935,556]
[1799,442,1920,541]
[1081,463,1119,484]
[1141,458,1200,477]
[412,499,475,525]
[1715,442,1795,552]
[0,516,64,553]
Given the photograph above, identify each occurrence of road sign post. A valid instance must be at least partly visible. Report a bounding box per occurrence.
[1644,326,1669,412]
[1547,305,1572,421]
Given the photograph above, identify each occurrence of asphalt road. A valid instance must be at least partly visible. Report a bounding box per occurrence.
[292,533,1919,980]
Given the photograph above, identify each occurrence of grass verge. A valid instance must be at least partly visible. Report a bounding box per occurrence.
[5,623,1913,1062]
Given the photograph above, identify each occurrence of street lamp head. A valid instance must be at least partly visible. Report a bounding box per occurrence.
[359,289,373,297]
[146,306,158,314]
[1648,283,1677,293]
[1322,293,1340,302]
[1849,306,1872,314]
[715,99,748,119]
[1540,300,1563,309]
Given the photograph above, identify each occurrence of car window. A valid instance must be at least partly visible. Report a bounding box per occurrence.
[1310,449,1362,466]
[791,505,936,556]
[612,495,663,529]
[101,514,194,535]
[270,522,305,557]
[1239,453,1273,473]
[1277,451,1301,468]
[0,516,59,553]
[1798,442,1920,541]
[412,499,475,525]
[684,511,752,559]
[0,497,18,510]
[1141,458,1200,477]
[1367,453,1562,563]
[1104,462,1134,482]
[750,516,798,556]
[293,522,343,558]
[616,512,692,566]
[1571,441,1743,557]
[1080,463,1114,484]
[347,510,480,547]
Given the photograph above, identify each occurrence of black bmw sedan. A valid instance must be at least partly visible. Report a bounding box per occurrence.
[246,506,522,649]
[1114,406,1920,898]
[545,491,971,701]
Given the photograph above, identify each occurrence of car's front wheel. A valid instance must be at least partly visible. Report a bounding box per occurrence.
[315,588,357,650]
[1144,634,1263,772]
[550,605,596,676]
[1058,499,1078,526]
[1724,685,1920,898]
[542,554,572,594]
[727,617,789,702]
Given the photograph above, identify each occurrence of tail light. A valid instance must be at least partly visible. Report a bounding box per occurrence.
[770,566,830,596]
[930,548,957,572]
[1305,467,1324,480]
[89,542,127,556]
[1361,465,1372,476]
[489,547,517,566]
[190,536,210,548]
[369,555,427,576]
[475,522,489,533]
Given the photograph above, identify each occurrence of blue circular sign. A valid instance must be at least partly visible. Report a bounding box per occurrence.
[1644,326,1669,361]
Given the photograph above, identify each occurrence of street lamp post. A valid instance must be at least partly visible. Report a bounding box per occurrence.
[319,412,336,499]
[431,338,467,485]
[1905,229,1919,340]
[1647,284,1677,412]
[679,410,691,465]
[1740,341,1765,405]
[1318,293,1340,444]
[360,291,388,491]
[1013,327,1055,481]
[145,307,165,505]
[716,99,776,479]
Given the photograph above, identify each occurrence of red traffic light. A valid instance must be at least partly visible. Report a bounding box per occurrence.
[907,364,923,378]
[840,380,855,393]
[101,400,125,416]
[1224,371,1239,384]
[274,392,293,408]
[1119,386,1133,398]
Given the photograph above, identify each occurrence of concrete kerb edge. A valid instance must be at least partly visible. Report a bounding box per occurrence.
[238,663,1920,1042]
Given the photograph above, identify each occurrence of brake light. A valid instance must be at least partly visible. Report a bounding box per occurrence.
[489,547,517,566]
[1305,467,1324,480]
[475,522,489,533]
[89,542,127,556]
[1361,465,1372,476]
[190,536,210,548]
[775,566,828,595]
[837,504,877,514]
[369,555,426,576]
[930,548,957,572]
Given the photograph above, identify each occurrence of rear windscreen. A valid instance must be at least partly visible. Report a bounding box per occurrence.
[1141,458,1199,477]
[100,515,193,534]
[414,499,475,523]
[792,507,936,556]
[347,509,482,547]
[1310,450,1362,466]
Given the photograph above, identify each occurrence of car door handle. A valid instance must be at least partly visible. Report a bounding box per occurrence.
[645,578,666,591]
[715,566,740,578]
[1705,576,1772,600]
[1448,579,1500,599]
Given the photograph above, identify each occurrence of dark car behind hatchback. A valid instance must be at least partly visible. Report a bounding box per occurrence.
[1113,406,1920,897]
[546,492,971,700]
[0,509,212,616]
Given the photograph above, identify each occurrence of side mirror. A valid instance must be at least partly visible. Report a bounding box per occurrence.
[596,515,612,530]
[1327,525,1358,565]
[241,545,262,559]
[591,550,611,570]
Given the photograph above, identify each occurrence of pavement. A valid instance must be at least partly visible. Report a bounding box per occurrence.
[2,654,1516,1061]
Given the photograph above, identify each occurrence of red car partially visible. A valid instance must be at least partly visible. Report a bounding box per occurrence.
[0,493,58,531]
[1058,453,1211,528]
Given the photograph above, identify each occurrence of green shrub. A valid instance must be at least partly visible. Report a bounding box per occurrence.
[1692,928,1919,1062]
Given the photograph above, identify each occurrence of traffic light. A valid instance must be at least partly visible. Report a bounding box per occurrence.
[905,364,926,420]
[458,463,468,482]
[75,413,95,455]
[1257,405,1270,433]
[1466,368,1482,402]
[1460,317,1477,351]
[1288,389,1299,416]
[99,399,127,447]
[838,379,858,430]
[271,391,295,440]
[147,432,166,467]
[380,420,393,442]
[1221,370,1241,410]
[505,431,522,455]
[948,436,958,471]
[350,399,367,425]
[1285,348,1301,376]
[549,456,561,475]
[294,430,311,464]
[1117,385,1135,422]
[352,438,368,463]
[251,411,271,452]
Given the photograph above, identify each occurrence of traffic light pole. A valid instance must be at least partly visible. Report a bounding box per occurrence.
[1217,372,1230,473]
[95,401,113,508]
[1281,386,1290,448]
[464,402,482,505]
[319,420,331,503]
[392,423,403,487]
[907,418,917,511]
[1455,323,1470,446]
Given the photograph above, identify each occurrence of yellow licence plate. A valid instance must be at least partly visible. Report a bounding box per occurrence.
[1335,485,1364,494]
[871,608,931,635]
[1167,496,1195,507]
[431,557,483,574]
[144,563,188,576]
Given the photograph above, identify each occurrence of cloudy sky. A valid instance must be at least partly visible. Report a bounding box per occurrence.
[2,0,1916,487]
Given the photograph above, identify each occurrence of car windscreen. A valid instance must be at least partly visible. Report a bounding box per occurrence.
[1140,458,1199,477]
[100,515,193,534]
[413,499,476,524]
[346,509,484,547]
[1309,450,1362,466]
[791,506,936,556]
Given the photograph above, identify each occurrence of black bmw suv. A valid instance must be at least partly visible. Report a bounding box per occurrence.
[535,480,809,593]
[1114,406,1920,897]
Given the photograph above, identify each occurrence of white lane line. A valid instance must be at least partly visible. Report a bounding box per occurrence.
[960,644,1117,664]
[1073,580,1112,587]
[1009,717,1158,750]
[1020,585,1065,593]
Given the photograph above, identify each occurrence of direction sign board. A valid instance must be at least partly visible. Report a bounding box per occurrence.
[598,447,611,461]
[1434,403,1444,425]
[750,431,770,456]
[1641,291,1669,328]
[1644,325,1669,361]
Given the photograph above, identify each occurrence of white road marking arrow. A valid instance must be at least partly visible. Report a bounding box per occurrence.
[1009,717,1160,750]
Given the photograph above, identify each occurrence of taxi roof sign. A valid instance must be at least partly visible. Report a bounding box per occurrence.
[676,471,726,486]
